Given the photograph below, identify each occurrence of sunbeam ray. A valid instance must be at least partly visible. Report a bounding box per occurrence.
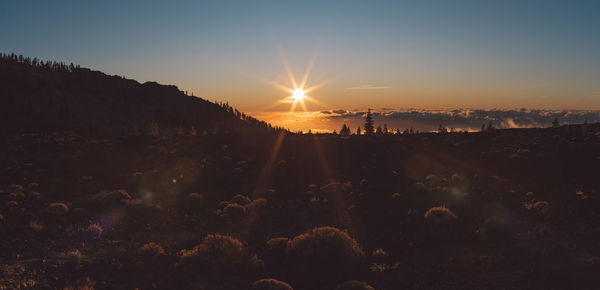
[277,45,298,90]
[299,44,320,90]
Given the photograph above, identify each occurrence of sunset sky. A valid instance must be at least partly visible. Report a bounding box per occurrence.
[2,0,599,131]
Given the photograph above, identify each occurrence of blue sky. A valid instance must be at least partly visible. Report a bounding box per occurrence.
[2,0,599,113]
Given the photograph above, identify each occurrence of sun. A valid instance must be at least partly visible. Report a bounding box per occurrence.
[258,44,333,114]
[292,89,305,102]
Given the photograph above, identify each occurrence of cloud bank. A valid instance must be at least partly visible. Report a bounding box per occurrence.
[254,108,600,133]
[315,108,600,132]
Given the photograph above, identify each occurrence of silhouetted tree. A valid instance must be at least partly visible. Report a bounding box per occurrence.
[364,109,375,135]
[356,126,361,135]
[375,126,383,135]
[383,123,388,134]
[340,124,351,136]
[438,124,447,134]
[486,121,494,131]
[552,117,560,128]
[481,124,486,132]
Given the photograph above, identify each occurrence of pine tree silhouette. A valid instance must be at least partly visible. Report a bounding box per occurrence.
[340,124,351,136]
[364,109,375,135]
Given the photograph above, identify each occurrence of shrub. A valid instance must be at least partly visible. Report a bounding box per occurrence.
[9,191,25,199]
[186,193,203,204]
[60,249,87,270]
[177,234,263,276]
[265,237,289,267]
[8,184,24,194]
[92,189,131,206]
[369,263,387,273]
[252,278,294,290]
[424,205,457,224]
[29,191,41,199]
[6,200,19,210]
[47,202,69,215]
[230,194,251,206]
[450,173,468,185]
[221,203,246,219]
[267,237,289,253]
[26,182,39,192]
[320,182,349,196]
[371,248,388,259]
[139,242,166,257]
[523,200,550,215]
[29,220,45,230]
[217,200,230,209]
[85,223,103,238]
[533,201,550,214]
[334,280,375,290]
[124,198,142,206]
[247,198,267,213]
[286,226,365,285]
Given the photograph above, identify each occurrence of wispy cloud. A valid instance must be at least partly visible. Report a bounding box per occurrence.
[346,84,391,90]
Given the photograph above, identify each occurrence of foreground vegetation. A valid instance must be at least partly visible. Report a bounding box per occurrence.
[1,124,599,289]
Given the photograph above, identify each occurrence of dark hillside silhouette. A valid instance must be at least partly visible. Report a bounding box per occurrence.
[0,53,278,136]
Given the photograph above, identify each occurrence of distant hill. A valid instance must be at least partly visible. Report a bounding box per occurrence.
[0,53,277,136]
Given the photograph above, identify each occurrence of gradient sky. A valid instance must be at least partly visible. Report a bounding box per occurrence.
[2,0,600,116]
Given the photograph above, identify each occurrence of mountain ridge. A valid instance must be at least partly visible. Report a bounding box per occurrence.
[0,52,278,136]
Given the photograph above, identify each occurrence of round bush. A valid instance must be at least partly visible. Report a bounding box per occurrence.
[221,203,246,219]
[533,201,550,215]
[177,234,263,275]
[265,237,289,268]
[84,223,103,238]
[92,189,131,206]
[139,242,166,258]
[286,226,364,284]
[230,194,251,206]
[47,202,69,215]
[247,198,267,213]
[424,205,457,224]
[252,278,294,290]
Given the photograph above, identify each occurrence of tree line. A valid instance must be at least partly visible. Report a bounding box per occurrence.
[1,52,82,72]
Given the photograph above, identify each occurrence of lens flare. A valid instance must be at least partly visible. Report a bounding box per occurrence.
[258,44,333,114]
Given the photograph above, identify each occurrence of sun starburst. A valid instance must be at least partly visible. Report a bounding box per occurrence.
[260,45,331,114]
